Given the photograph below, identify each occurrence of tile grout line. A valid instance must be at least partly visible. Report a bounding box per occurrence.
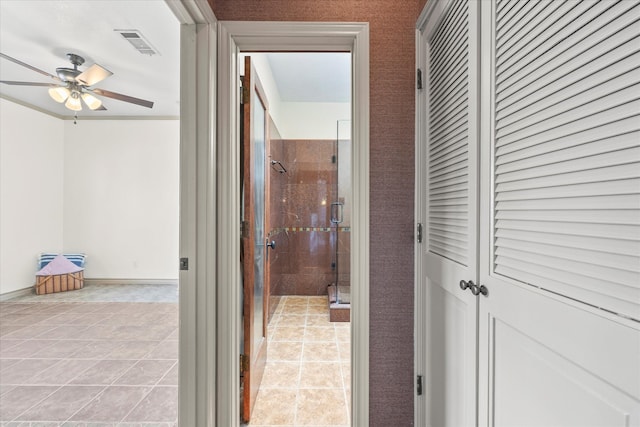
[292,297,310,426]
[8,384,64,423]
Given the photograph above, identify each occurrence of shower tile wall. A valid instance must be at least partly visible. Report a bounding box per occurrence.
[268,139,350,308]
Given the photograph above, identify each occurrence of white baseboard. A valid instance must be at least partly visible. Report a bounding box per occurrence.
[0,286,33,301]
[0,279,179,301]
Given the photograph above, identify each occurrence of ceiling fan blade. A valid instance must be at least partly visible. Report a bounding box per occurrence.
[0,80,60,87]
[76,64,113,86]
[0,53,62,82]
[95,104,108,111]
[90,88,154,109]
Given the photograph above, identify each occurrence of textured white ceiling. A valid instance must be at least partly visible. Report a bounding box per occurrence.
[0,1,180,119]
[0,2,351,120]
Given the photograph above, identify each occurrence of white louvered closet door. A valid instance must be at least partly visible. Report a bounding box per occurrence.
[478,1,640,425]
[417,0,479,426]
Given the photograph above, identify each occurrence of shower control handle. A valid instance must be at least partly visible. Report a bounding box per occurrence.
[331,202,344,224]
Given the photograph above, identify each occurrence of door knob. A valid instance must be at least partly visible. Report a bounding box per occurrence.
[460,279,488,296]
[459,279,472,291]
[470,283,488,296]
[266,240,276,249]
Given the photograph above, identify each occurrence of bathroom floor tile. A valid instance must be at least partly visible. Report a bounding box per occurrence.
[249,389,297,425]
[304,326,336,342]
[282,296,309,306]
[260,362,300,388]
[283,304,308,315]
[307,296,327,306]
[248,296,350,426]
[302,342,339,362]
[335,325,351,342]
[299,362,343,388]
[295,388,348,425]
[307,304,328,314]
[277,314,306,327]
[268,342,303,361]
[305,314,331,327]
[337,341,351,362]
[271,325,305,342]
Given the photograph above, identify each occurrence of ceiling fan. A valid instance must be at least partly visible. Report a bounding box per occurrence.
[0,52,154,112]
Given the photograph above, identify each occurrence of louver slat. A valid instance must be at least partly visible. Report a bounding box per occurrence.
[494,0,640,320]
[428,0,469,266]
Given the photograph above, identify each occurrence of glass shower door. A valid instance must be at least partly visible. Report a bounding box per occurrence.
[331,120,351,304]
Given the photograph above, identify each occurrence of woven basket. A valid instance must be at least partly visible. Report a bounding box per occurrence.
[35,271,84,295]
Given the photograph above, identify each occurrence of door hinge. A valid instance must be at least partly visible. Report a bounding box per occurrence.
[417,68,423,90]
[179,257,189,271]
[416,374,423,395]
[240,354,249,374]
[241,221,250,238]
[417,223,423,243]
[240,84,250,105]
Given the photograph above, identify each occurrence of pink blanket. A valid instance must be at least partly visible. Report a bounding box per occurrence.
[36,254,84,276]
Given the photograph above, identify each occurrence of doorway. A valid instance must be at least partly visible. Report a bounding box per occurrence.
[239,52,352,425]
[217,21,370,427]
[0,0,182,424]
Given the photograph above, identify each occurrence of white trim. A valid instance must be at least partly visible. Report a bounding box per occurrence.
[0,280,180,302]
[414,22,427,427]
[415,3,438,425]
[0,287,33,301]
[169,1,217,426]
[0,94,180,120]
[217,21,370,427]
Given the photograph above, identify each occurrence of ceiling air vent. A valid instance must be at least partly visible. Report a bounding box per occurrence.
[114,29,159,56]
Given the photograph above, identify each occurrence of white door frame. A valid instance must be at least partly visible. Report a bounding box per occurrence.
[414,19,427,427]
[166,1,217,426]
[217,21,370,427]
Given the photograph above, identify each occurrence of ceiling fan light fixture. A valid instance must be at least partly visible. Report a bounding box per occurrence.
[81,92,102,110]
[65,91,82,111]
[48,86,70,103]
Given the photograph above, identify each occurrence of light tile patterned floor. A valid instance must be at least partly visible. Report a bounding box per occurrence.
[0,285,178,426]
[246,296,351,427]
[1,289,349,426]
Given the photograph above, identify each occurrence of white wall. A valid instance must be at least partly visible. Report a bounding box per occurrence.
[243,53,351,140]
[63,120,179,280]
[278,102,350,140]
[248,54,283,135]
[0,99,64,294]
[0,97,179,295]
